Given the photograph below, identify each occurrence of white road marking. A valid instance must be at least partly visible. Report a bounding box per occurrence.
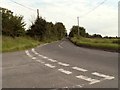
[32,57,37,60]
[89,80,101,85]
[48,59,57,62]
[45,64,56,68]
[25,50,33,57]
[38,54,43,57]
[58,45,63,48]
[92,72,115,80]
[31,48,39,55]
[40,55,45,58]
[43,56,48,59]
[32,48,48,59]
[36,60,45,64]
[58,62,69,66]
[58,69,72,74]
[31,48,35,52]
[36,60,42,63]
[72,67,88,72]
[76,75,100,84]
[76,85,83,87]
[25,50,29,54]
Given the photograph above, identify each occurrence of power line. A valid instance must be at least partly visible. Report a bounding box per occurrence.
[9,0,36,11]
[80,0,107,18]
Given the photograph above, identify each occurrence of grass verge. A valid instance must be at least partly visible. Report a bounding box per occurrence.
[70,37,119,52]
[2,36,43,53]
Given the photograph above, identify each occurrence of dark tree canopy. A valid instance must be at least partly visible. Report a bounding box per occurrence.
[27,17,67,41]
[1,7,26,37]
[69,26,88,37]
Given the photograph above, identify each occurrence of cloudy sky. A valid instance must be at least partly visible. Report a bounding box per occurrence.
[1,0,119,36]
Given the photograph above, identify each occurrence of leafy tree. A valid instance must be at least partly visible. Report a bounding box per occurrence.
[27,18,66,41]
[1,7,25,37]
[27,17,47,40]
[91,34,102,38]
[45,22,54,39]
[69,26,88,37]
[54,22,66,40]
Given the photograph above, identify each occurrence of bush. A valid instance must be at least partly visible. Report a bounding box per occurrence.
[1,7,26,37]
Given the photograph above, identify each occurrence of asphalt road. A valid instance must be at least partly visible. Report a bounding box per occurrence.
[2,39,118,88]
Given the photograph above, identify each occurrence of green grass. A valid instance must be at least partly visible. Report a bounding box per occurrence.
[2,36,43,52]
[71,37,119,52]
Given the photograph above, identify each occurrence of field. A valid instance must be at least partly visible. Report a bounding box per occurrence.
[70,36,119,52]
[2,36,42,52]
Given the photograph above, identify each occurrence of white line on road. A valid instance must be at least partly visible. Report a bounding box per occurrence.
[58,68,72,75]
[36,60,45,64]
[25,50,33,58]
[38,54,44,57]
[58,45,63,48]
[72,67,88,72]
[45,64,56,68]
[47,59,57,62]
[31,48,39,55]
[32,57,37,60]
[42,56,48,59]
[92,72,115,80]
[76,75,100,84]
[37,54,48,59]
[58,62,70,66]
[75,85,83,87]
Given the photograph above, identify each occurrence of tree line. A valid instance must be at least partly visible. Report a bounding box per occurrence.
[26,17,66,41]
[1,7,67,41]
[1,7,25,37]
[69,26,119,39]
[1,7,118,40]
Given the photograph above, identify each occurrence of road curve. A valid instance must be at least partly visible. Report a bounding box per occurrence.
[2,39,118,88]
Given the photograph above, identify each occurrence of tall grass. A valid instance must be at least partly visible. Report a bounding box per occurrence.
[71,37,119,52]
[2,36,42,52]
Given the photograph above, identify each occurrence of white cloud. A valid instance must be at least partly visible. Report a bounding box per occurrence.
[0,0,118,36]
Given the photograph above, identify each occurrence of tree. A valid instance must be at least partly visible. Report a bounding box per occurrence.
[91,34,102,38]
[27,17,47,40]
[45,22,54,39]
[54,22,66,40]
[1,7,25,37]
[27,19,67,41]
[69,26,88,37]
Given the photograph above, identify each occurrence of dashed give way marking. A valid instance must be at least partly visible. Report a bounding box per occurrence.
[32,57,37,60]
[42,56,48,59]
[45,64,56,68]
[76,75,100,85]
[58,62,69,66]
[92,72,115,80]
[58,45,63,48]
[25,50,33,58]
[58,68,72,75]
[31,48,39,55]
[48,59,57,62]
[72,67,88,72]
[36,60,45,64]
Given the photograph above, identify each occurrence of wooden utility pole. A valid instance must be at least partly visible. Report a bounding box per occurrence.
[37,9,39,18]
[77,17,79,36]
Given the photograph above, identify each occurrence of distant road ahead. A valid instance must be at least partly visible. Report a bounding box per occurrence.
[3,39,118,88]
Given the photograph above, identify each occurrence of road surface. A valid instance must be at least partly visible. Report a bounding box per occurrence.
[2,39,118,88]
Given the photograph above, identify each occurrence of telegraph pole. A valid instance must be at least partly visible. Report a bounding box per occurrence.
[77,17,79,36]
[37,9,39,18]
